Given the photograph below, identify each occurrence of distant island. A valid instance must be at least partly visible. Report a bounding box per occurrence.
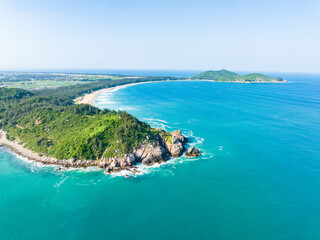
[191,69,286,83]
[0,69,285,175]
[0,70,285,90]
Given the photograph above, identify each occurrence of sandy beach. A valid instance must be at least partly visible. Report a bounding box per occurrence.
[75,78,282,106]
[74,82,145,106]
[74,79,267,106]
[74,81,168,106]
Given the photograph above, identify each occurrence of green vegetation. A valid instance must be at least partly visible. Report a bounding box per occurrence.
[0,87,159,160]
[0,72,115,83]
[4,80,91,90]
[0,76,183,160]
[191,69,239,81]
[0,71,185,90]
[0,88,34,101]
[36,76,182,100]
[191,69,285,82]
[0,70,285,161]
[240,73,284,82]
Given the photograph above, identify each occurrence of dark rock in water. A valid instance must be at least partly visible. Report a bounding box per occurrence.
[158,130,186,158]
[185,146,201,157]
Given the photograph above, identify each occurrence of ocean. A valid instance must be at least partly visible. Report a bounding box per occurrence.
[1,72,320,239]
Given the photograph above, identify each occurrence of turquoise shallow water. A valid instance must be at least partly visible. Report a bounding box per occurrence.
[1,73,320,239]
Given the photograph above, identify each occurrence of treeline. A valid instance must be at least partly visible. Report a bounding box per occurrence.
[0,88,34,101]
[0,86,157,159]
[36,76,184,100]
[0,76,182,128]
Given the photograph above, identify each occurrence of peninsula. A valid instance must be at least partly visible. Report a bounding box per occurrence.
[0,79,200,174]
[191,69,286,82]
[0,70,285,173]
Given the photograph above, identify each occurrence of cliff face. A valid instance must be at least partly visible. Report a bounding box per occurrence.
[103,129,188,174]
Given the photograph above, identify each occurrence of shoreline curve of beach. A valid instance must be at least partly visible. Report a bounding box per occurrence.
[74,81,161,106]
[73,78,284,106]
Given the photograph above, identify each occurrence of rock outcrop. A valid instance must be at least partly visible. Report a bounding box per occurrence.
[1,129,201,175]
[185,146,201,158]
[158,129,186,158]
[103,130,188,174]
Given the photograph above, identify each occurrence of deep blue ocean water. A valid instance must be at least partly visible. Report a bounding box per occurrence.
[1,72,320,239]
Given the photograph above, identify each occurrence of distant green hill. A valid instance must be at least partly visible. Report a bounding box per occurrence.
[240,73,285,82]
[191,69,239,81]
[191,70,285,82]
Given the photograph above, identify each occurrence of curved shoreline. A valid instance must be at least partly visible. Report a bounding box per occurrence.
[74,81,166,106]
[74,79,286,106]
[75,80,213,106]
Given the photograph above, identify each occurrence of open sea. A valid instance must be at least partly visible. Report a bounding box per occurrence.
[1,72,320,239]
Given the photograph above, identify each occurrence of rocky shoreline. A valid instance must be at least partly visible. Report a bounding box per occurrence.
[0,129,200,174]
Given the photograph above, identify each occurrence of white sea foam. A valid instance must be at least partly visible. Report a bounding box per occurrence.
[2,103,210,178]
[97,99,117,105]
[96,90,138,111]
[109,158,178,178]
[6,149,58,173]
[144,118,168,124]
[142,118,172,130]
[62,166,100,173]
[54,176,69,192]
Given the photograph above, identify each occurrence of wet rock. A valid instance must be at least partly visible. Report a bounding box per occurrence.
[99,161,107,169]
[68,158,76,165]
[135,144,169,165]
[171,130,187,144]
[163,135,185,158]
[169,141,184,157]
[185,146,201,157]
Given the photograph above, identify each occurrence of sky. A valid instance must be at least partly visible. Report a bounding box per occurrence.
[0,0,319,73]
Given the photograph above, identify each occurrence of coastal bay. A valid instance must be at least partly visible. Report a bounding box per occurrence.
[0,70,282,174]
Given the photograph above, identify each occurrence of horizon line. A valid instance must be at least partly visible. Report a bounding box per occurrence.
[0,68,320,75]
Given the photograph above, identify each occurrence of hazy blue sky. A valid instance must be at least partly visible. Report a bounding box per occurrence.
[0,0,319,72]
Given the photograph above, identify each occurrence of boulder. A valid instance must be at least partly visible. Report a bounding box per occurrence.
[120,154,136,168]
[138,144,168,165]
[185,146,201,157]
[168,141,184,157]
[171,130,187,144]
[163,135,185,158]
